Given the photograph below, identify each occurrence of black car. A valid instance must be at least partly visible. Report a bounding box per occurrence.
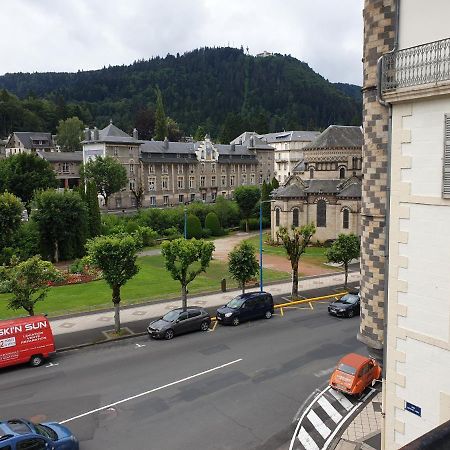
[216,291,274,326]
[147,307,211,340]
[328,291,360,318]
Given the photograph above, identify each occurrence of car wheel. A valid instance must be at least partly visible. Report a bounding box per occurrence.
[264,310,272,319]
[347,310,355,318]
[30,355,44,367]
[232,317,240,326]
[200,320,210,331]
[164,329,174,340]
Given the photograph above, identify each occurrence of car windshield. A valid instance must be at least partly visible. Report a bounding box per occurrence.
[340,294,359,305]
[162,311,180,322]
[34,423,58,441]
[337,363,357,375]
[226,297,245,309]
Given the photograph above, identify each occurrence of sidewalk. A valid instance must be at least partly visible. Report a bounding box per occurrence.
[49,271,361,337]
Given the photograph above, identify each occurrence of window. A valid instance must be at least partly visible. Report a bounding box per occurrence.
[149,164,155,174]
[190,193,196,202]
[251,164,255,172]
[202,192,207,201]
[130,197,136,207]
[114,147,119,156]
[179,194,184,203]
[242,164,247,173]
[177,176,184,189]
[211,192,216,201]
[162,164,169,174]
[211,175,216,187]
[163,195,169,206]
[115,197,122,208]
[162,177,169,190]
[339,167,346,179]
[231,164,236,173]
[200,176,206,187]
[310,168,314,179]
[189,164,195,174]
[148,177,156,191]
[221,165,226,173]
[259,174,263,184]
[211,163,216,173]
[177,164,184,174]
[221,175,227,187]
[443,114,450,197]
[201,163,205,173]
[189,176,195,189]
[292,208,299,227]
[230,175,235,187]
[275,208,280,226]
[250,173,255,185]
[17,438,47,450]
[62,162,70,173]
[129,160,134,174]
[317,199,327,227]
[150,196,156,206]
[129,179,135,191]
[189,310,201,318]
[343,208,350,229]
[242,174,247,184]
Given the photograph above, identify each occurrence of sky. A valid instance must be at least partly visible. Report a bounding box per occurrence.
[1,0,363,85]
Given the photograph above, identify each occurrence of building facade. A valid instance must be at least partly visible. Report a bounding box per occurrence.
[374,0,450,448]
[5,132,55,156]
[82,122,275,209]
[36,150,83,189]
[270,125,363,242]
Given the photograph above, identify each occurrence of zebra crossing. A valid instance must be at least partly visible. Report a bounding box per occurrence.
[289,386,376,450]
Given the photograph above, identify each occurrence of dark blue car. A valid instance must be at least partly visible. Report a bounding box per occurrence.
[0,418,78,450]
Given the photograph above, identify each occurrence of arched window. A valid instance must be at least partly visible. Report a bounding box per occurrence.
[339,167,346,179]
[275,208,280,226]
[292,208,299,227]
[316,200,327,227]
[129,159,134,174]
[343,209,350,229]
[309,168,314,179]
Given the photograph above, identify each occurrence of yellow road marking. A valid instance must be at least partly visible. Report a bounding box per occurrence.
[309,302,314,310]
[280,307,284,317]
[210,320,218,332]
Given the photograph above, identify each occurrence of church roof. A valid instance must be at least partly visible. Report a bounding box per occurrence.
[303,125,363,150]
[304,179,341,194]
[272,184,306,198]
[337,180,361,197]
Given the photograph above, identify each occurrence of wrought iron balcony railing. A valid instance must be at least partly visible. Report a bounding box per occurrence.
[381,37,450,94]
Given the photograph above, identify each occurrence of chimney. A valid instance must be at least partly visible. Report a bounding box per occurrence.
[250,136,255,147]
[230,143,235,152]
[84,128,90,141]
[133,128,138,140]
[93,127,99,140]
[163,137,169,150]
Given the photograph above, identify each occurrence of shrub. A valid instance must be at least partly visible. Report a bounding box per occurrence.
[202,228,212,238]
[136,226,158,247]
[214,196,240,228]
[13,220,40,260]
[163,226,181,239]
[205,212,222,236]
[239,217,270,231]
[186,214,202,239]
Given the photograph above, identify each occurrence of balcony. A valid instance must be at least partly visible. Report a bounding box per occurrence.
[381,38,450,95]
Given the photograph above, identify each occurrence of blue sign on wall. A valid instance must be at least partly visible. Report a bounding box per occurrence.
[405,402,422,417]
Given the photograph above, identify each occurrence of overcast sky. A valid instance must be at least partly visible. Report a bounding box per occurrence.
[1,0,363,85]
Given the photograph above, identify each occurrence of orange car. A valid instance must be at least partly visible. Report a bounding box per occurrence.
[330,353,381,397]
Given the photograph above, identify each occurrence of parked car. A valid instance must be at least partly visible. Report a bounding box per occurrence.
[0,418,78,449]
[329,353,381,397]
[147,307,211,340]
[328,290,360,318]
[216,291,274,326]
[0,316,55,369]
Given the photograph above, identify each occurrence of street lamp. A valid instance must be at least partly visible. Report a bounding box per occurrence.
[259,199,275,292]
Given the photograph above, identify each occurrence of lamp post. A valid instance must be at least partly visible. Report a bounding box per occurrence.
[259,199,274,292]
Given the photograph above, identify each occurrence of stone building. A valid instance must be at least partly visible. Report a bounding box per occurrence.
[4,132,55,156]
[36,150,83,189]
[270,125,363,242]
[82,122,275,209]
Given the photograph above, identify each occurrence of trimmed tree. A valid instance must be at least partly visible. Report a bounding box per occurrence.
[205,212,222,236]
[81,156,127,208]
[186,214,202,239]
[234,185,261,232]
[0,192,23,250]
[4,256,60,316]
[326,233,360,288]
[56,116,84,152]
[161,238,215,310]
[271,177,280,190]
[85,180,102,237]
[228,241,259,294]
[86,234,141,333]
[277,224,316,299]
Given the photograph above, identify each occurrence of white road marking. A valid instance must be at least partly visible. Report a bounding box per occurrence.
[328,388,354,411]
[306,409,331,439]
[60,358,243,424]
[45,362,59,368]
[293,388,324,423]
[297,427,320,450]
[313,367,334,378]
[135,343,146,348]
[317,396,342,424]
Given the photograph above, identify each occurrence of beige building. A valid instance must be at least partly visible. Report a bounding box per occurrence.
[5,132,55,156]
[83,122,274,209]
[37,150,83,189]
[270,125,363,242]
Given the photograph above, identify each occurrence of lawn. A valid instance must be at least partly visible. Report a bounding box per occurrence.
[0,254,289,319]
[244,233,330,266]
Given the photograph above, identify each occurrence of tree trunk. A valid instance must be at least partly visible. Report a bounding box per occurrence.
[245,219,249,233]
[26,306,34,316]
[241,281,246,294]
[54,240,59,263]
[181,284,188,311]
[291,262,299,299]
[112,285,121,333]
[344,262,348,288]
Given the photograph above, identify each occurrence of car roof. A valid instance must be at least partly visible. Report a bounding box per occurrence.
[0,419,33,439]
[339,353,371,369]
[235,291,270,299]
[170,307,204,312]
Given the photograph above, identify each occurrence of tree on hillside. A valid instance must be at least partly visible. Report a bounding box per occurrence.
[326,233,360,288]
[0,192,23,251]
[4,256,60,316]
[167,117,183,141]
[193,125,207,142]
[81,156,127,207]
[228,241,259,294]
[0,153,57,208]
[134,106,155,140]
[32,190,88,262]
[277,224,316,299]
[234,186,261,232]
[86,234,141,333]
[56,116,84,152]
[161,238,215,311]
[154,87,168,140]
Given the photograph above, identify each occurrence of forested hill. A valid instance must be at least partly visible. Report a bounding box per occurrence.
[0,47,361,141]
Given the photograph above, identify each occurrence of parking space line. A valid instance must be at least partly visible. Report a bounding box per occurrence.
[208,320,218,332]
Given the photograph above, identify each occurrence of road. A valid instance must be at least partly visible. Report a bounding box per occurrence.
[0,285,364,450]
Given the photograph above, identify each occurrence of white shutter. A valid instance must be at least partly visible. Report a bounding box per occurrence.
[443,115,450,198]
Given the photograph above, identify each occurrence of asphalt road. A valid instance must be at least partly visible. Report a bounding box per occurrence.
[0,284,365,450]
